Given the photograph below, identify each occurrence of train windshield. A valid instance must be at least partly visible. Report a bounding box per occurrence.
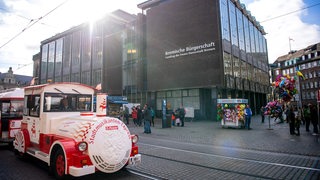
[43,93,92,112]
[1,100,24,118]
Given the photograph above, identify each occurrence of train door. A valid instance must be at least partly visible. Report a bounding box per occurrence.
[25,95,41,144]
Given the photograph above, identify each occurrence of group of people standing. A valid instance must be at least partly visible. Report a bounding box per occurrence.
[130,104,154,134]
[258,103,319,136]
[171,106,186,127]
[266,103,319,136]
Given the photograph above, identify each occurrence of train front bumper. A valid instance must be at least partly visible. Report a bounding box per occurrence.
[128,154,141,165]
[69,165,95,177]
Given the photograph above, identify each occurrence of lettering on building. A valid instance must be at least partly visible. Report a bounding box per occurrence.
[165,42,215,59]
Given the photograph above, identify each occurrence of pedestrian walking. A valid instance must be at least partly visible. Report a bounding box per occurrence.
[303,104,311,132]
[301,106,305,125]
[137,105,143,126]
[143,104,152,134]
[310,104,319,135]
[124,105,129,125]
[178,105,186,127]
[119,107,124,121]
[287,106,295,135]
[295,107,302,136]
[244,104,252,130]
[132,107,138,126]
[151,107,155,127]
[171,111,176,126]
[260,106,265,123]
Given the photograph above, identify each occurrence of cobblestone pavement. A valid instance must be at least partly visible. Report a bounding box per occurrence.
[127,115,320,156]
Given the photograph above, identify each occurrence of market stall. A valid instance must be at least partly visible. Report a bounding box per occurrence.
[217,99,248,128]
[107,96,128,117]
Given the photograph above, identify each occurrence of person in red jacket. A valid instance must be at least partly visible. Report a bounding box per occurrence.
[132,107,138,126]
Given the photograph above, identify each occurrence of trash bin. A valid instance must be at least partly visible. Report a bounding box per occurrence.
[162,114,172,128]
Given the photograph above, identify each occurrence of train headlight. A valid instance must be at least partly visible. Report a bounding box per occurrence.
[78,142,87,152]
[131,135,139,144]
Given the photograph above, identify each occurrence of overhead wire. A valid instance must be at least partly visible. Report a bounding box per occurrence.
[0,7,57,28]
[260,2,320,23]
[0,0,70,49]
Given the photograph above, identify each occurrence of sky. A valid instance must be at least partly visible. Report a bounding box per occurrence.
[0,0,319,77]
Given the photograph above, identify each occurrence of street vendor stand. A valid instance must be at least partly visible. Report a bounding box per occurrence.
[217,99,248,128]
[107,96,128,117]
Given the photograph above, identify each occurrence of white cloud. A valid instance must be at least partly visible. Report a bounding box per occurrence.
[0,0,143,76]
[245,0,320,63]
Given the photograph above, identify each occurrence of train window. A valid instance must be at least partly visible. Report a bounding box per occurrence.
[43,93,92,112]
[26,95,41,117]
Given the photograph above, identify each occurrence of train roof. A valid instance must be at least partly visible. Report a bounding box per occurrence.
[0,88,24,100]
[24,82,96,95]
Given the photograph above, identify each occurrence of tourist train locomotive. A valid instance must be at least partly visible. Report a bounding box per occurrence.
[13,83,141,178]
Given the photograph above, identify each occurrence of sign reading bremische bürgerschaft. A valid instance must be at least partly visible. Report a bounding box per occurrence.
[165,42,215,59]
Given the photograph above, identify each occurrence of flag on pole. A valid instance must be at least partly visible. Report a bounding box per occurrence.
[30,77,35,85]
[95,83,101,91]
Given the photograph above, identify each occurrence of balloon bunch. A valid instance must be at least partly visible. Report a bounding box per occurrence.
[272,74,297,102]
[236,104,246,122]
[264,100,282,118]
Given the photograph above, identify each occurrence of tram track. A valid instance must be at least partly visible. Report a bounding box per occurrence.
[136,153,275,179]
[127,142,320,179]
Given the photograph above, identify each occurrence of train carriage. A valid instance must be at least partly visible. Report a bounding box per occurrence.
[0,88,24,145]
[13,83,141,178]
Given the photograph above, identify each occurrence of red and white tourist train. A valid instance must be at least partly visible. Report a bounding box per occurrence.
[0,88,24,145]
[13,83,141,178]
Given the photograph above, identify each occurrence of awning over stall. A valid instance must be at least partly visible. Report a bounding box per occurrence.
[107,96,128,104]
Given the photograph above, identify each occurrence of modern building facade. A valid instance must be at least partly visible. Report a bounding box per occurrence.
[37,0,269,120]
[271,42,320,106]
[39,10,141,95]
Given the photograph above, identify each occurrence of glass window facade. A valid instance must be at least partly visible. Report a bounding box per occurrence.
[92,24,103,70]
[244,16,251,54]
[224,52,232,76]
[47,42,55,80]
[237,9,245,51]
[229,3,238,48]
[220,0,230,41]
[40,44,48,84]
[55,38,63,82]
[71,31,81,74]
[63,35,71,77]
[219,0,269,92]
[122,25,140,96]
[40,21,105,87]
[81,29,91,72]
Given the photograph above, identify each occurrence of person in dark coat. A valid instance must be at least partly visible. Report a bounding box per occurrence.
[310,104,319,135]
[303,104,311,132]
[123,105,129,125]
[287,106,296,135]
[143,104,152,134]
[137,105,143,126]
[178,105,186,127]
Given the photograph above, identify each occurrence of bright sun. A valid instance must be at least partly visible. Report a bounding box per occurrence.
[74,0,112,23]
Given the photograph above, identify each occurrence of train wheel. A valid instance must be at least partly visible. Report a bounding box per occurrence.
[13,130,27,159]
[51,148,66,179]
